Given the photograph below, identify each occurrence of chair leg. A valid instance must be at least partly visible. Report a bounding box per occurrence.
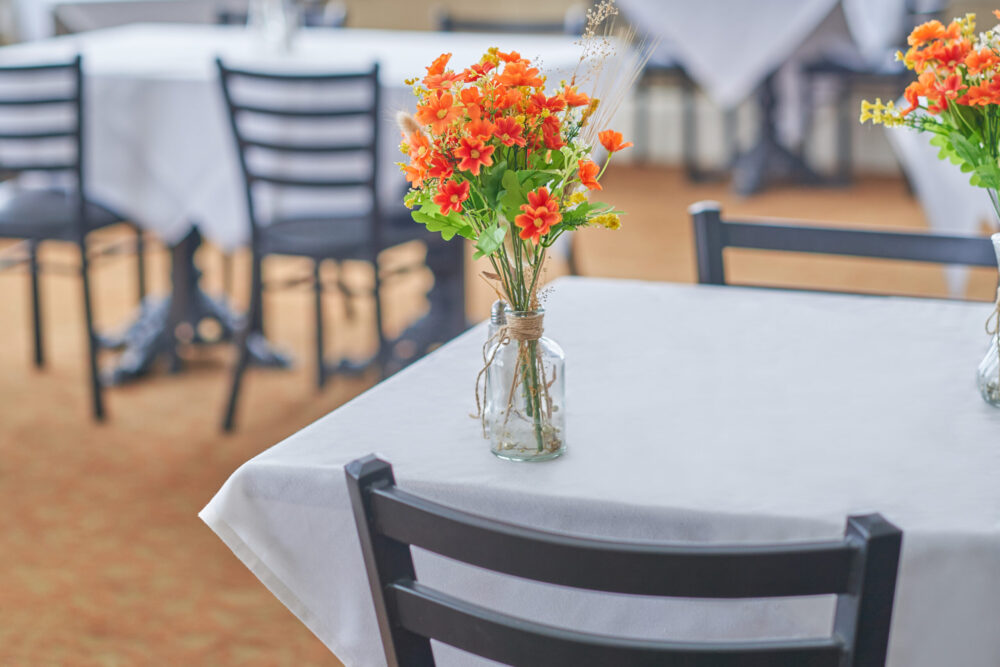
[134,224,146,302]
[222,252,262,431]
[79,239,105,421]
[634,77,649,164]
[565,235,581,276]
[313,259,326,390]
[28,239,43,368]
[680,75,699,180]
[372,254,388,377]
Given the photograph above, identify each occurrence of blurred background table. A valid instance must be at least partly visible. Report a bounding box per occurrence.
[203,277,1000,667]
[0,23,586,379]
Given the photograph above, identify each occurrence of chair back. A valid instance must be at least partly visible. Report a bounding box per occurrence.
[690,200,997,295]
[435,8,583,35]
[346,455,902,667]
[0,56,84,191]
[216,58,380,247]
[216,3,347,28]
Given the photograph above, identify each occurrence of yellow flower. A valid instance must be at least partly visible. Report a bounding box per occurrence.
[569,191,587,206]
[859,98,903,126]
[960,13,975,39]
[592,213,620,230]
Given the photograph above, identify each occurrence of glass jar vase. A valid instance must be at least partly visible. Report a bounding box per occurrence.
[484,310,565,461]
[978,233,1000,407]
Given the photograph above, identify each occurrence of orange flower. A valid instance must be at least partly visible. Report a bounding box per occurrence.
[407,131,431,167]
[416,91,462,134]
[498,50,524,63]
[563,85,590,107]
[514,187,561,243]
[403,163,426,188]
[493,117,526,147]
[497,61,545,88]
[598,129,633,153]
[426,53,451,77]
[908,20,945,47]
[965,48,998,75]
[925,39,971,68]
[577,159,602,191]
[541,115,564,150]
[463,61,496,82]
[529,91,566,114]
[454,136,495,176]
[433,179,469,215]
[424,70,463,90]
[426,154,454,181]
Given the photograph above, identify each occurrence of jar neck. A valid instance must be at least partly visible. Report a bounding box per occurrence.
[506,310,544,342]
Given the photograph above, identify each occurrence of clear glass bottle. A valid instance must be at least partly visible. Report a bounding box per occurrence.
[482,301,507,439]
[977,233,1000,407]
[485,310,565,461]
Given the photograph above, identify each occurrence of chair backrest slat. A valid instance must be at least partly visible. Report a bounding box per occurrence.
[390,580,845,667]
[239,137,372,154]
[371,485,855,598]
[216,57,380,236]
[346,455,903,667]
[231,103,371,118]
[0,56,83,187]
[246,173,371,189]
[690,200,996,291]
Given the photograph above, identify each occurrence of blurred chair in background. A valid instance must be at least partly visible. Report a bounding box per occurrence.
[803,0,949,184]
[633,47,738,182]
[216,0,347,28]
[432,3,585,35]
[218,59,432,431]
[0,55,145,420]
[690,200,995,296]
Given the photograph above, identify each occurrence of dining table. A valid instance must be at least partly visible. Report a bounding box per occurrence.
[0,23,587,381]
[201,276,1000,667]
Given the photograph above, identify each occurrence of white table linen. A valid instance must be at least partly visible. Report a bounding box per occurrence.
[201,277,1000,667]
[0,24,585,250]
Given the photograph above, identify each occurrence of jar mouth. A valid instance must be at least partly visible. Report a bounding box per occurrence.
[508,308,544,318]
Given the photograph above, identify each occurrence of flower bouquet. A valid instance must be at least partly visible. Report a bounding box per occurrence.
[397,2,652,459]
[859,10,1000,406]
[860,11,1000,216]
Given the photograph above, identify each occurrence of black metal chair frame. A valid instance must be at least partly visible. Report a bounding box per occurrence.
[0,55,145,420]
[347,455,902,667]
[690,200,997,294]
[217,58,391,430]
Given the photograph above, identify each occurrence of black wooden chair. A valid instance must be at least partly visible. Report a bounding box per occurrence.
[690,201,997,293]
[0,55,145,420]
[347,455,902,667]
[217,58,397,431]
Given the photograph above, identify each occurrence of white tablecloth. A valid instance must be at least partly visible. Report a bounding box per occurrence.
[619,0,919,109]
[0,24,585,249]
[201,277,1000,667]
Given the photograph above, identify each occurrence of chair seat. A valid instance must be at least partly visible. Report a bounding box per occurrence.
[0,188,122,240]
[259,216,376,259]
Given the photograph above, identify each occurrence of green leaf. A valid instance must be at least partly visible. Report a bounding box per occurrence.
[479,160,507,208]
[411,203,475,241]
[499,169,523,221]
[473,221,508,259]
